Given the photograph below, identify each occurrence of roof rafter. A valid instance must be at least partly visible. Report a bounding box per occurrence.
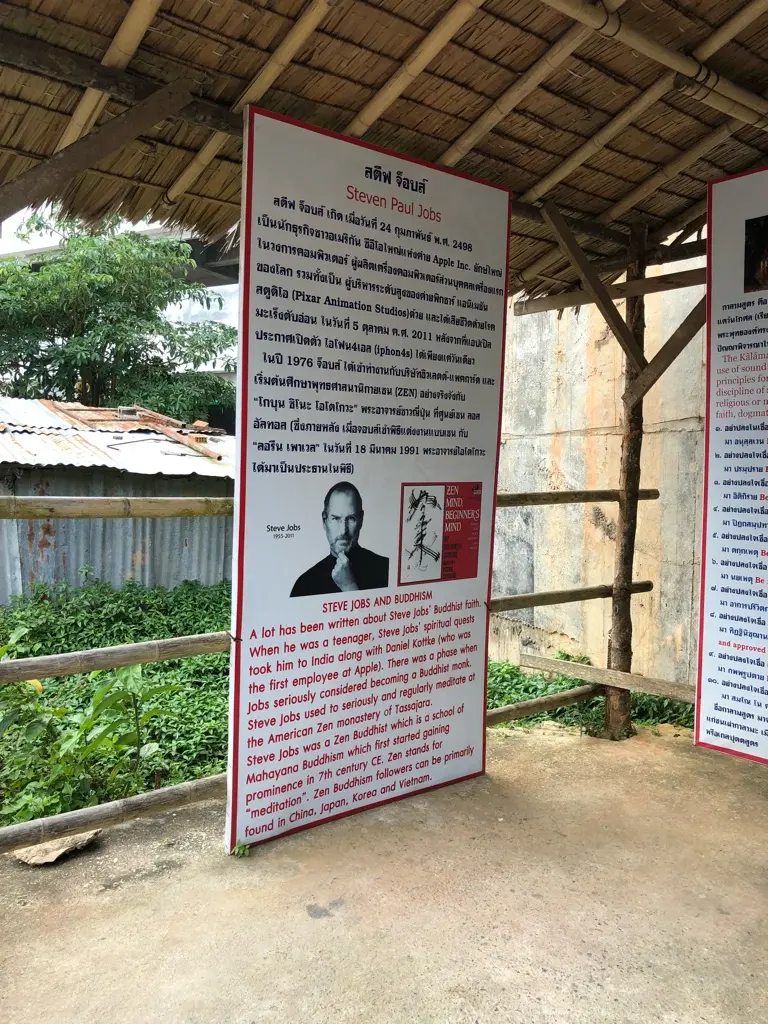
[55,0,164,152]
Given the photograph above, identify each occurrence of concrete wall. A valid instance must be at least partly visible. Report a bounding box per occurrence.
[491,259,705,684]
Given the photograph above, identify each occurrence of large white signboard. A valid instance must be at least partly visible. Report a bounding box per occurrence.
[697,166,768,765]
[226,109,510,850]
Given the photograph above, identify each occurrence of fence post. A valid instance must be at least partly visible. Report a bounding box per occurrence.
[606,222,648,739]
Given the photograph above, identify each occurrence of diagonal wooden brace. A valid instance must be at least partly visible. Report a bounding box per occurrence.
[541,200,648,372]
[0,79,194,223]
[623,296,707,408]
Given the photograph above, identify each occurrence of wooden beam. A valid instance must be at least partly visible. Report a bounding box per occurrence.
[514,267,705,316]
[519,654,695,704]
[0,497,234,519]
[0,28,242,138]
[490,581,653,613]
[540,201,647,371]
[0,774,226,854]
[496,489,659,507]
[0,80,193,222]
[514,201,629,247]
[592,239,706,276]
[623,297,707,409]
[55,0,164,151]
[487,684,603,725]
[0,631,231,685]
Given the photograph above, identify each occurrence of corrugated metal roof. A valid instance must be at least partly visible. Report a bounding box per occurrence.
[0,428,234,477]
[0,397,70,429]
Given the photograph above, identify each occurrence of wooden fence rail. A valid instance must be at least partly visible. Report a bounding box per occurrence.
[0,490,660,519]
[490,580,652,613]
[0,631,231,684]
[519,654,695,703]
[1,582,653,683]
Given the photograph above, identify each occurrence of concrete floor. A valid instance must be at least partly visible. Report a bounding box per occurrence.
[1,725,767,1024]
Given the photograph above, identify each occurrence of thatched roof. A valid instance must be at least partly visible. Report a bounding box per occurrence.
[1,0,767,294]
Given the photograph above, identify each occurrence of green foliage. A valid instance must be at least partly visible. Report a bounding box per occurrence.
[0,581,694,826]
[116,369,235,424]
[0,579,230,824]
[0,211,235,417]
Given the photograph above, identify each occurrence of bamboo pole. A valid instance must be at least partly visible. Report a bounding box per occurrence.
[0,632,231,685]
[496,489,658,507]
[438,0,627,166]
[346,0,485,138]
[0,497,234,519]
[519,654,695,704]
[490,581,652,613]
[536,0,768,120]
[513,0,768,285]
[163,0,330,204]
[605,223,647,740]
[486,684,603,725]
[0,774,226,854]
[55,0,164,151]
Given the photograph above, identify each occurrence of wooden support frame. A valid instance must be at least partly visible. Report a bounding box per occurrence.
[0,29,241,138]
[519,654,695,704]
[496,489,658,507]
[514,267,705,316]
[0,79,193,222]
[490,581,652,613]
[540,202,647,371]
[623,297,707,409]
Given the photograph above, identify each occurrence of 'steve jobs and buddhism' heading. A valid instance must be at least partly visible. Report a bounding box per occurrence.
[226,108,510,851]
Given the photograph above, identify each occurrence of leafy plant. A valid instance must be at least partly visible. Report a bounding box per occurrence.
[0,210,236,420]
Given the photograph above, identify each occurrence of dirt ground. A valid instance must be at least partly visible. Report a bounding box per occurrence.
[1,724,767,1024]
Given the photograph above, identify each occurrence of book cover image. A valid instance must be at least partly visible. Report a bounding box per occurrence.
[398,483,482,585]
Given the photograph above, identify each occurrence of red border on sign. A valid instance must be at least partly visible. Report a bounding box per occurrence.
[694,173,768,767]
[228,107,511,850]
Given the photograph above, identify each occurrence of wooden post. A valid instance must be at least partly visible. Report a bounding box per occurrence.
[606,222,648,739]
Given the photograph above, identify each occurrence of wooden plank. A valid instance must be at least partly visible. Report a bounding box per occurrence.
[490,580,653,613]
[486,684,603,725]
[0,497,234,519]
[0,631,231,685]
[0,774,226,854]
[623,297,707,408]
[496,489,659,507]
[520,654,695,703]
[540,201,647,371]
[0,28,241,138]
[0,80,193,222]
[513,267,705,316]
